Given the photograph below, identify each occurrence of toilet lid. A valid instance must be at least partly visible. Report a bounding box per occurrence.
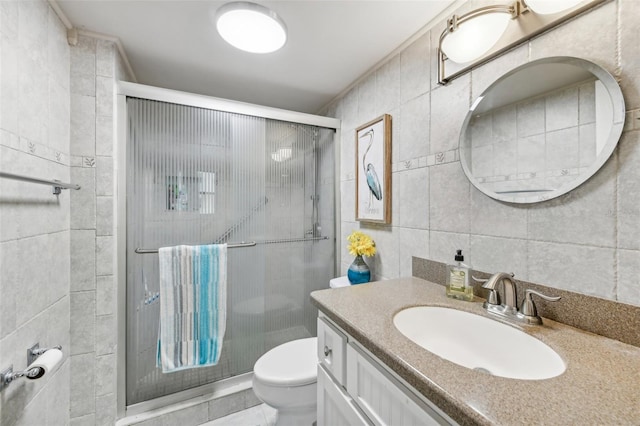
[254,337,317,387]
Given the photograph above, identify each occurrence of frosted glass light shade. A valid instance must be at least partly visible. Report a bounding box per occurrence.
[216,2,287,53]
[525,0,584,14]
[441,13,511,64]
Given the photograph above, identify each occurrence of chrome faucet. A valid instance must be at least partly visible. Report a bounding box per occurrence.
[482,272,518,315]
[480,272,561,325]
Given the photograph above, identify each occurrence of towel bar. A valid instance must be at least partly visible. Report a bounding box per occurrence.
[0,171,81,195]
[135,241,256,254]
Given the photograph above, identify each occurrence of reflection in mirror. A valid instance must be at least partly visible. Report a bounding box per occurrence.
[459,57,625,203]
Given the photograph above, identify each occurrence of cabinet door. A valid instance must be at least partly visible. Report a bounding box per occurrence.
[317,317,347,386]
[318,365,372,426]
[346,343,456,426]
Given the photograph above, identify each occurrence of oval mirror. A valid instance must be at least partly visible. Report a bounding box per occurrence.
[459,57,625,203]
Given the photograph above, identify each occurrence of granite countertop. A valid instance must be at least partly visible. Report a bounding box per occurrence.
[310,277,640,426]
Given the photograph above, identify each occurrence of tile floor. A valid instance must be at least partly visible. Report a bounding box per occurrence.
[200,404,277,426]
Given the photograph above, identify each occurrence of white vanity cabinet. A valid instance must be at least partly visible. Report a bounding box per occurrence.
[317,315,457,426]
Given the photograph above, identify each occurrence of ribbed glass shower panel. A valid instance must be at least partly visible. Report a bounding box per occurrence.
[126,97,335,405]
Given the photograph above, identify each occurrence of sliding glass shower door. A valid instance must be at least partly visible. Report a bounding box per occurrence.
[125,98,335,405]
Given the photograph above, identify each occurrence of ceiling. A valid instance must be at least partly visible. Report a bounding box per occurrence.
[57,0,456,113]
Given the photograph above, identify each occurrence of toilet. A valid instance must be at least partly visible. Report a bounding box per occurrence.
[253,337,318,426]
[252,277,349,425]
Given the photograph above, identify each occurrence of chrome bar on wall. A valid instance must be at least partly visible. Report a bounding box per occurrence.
[259,236,329,245]
[134,241,257,254]
[0,171,81,195]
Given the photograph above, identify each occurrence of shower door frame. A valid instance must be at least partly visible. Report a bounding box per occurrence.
[115,81,341,418]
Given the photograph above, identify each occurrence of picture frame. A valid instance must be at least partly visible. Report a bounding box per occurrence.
[355,114,392,223]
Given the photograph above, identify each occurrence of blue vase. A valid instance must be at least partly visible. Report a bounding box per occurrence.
[347,255,370,284]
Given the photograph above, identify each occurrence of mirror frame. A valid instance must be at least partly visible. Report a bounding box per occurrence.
[459,56,625,204]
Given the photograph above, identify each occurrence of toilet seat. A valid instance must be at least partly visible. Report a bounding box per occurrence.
[254,337,317,387]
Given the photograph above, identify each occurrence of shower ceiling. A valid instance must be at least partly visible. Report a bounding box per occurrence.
[55,0,455,113]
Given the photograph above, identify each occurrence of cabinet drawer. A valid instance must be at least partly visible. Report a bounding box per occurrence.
[318,366,371,426]
[346,343,455,426]
[317,317,347,386]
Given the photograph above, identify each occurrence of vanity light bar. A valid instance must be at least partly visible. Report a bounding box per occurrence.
[437,0,610,85]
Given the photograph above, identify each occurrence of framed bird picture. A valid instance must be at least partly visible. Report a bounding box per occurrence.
[355,114,391,224]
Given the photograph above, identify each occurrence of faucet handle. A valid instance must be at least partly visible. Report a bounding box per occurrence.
[473,277,500,305]
[521,289,561,318]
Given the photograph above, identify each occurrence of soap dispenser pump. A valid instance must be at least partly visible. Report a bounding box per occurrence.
[446,249,473,301]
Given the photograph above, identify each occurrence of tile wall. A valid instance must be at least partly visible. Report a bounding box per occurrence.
[0,1,131,424]
[323,0,640,307]
[0,1,71,425]
[69,34,131,425]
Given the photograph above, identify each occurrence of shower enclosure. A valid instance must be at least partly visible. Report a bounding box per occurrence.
[117,84,339,412]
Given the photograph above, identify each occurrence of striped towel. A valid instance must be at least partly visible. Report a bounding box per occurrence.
[157,244,227,373]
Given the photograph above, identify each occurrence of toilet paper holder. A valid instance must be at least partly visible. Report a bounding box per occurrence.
[0,343,62,392]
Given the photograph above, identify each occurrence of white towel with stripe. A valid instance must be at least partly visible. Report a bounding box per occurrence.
[157,244,227,372]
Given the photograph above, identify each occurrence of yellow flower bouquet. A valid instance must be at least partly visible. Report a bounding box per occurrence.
[347,231,376,258]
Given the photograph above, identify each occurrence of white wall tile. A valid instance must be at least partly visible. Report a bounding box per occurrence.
[95,315,116,356]
[471,45,528,100]
[398,92,430,161]
[429,230,470,265]
[470,187,528,239]
[18,0,48,66]
[96,236,114,276]
[95,115,113,156]
[618,249,640,306]
[71,230,96,292]
[95,354,116,396]
[528,154,617,247]
[620,0,640,109]
[70,167,96,230]
[397,167,429,229]
[366,225,399,280]
[376,54,400,114]
[96,40,115,78]
[96,196,113,236]
[430,73,470,154]
[96,156,113,196]
[470,235,528,278]
[19,53,48,144]
[1,35,19,134]
[70,94,96,156]
[96,275,115,316]
[47,6,70,90]
[357,73,376,124]
[617,130,640,249]
[528,241,615,299]
[70,353,95,418]
[530,0,617,70]
[70,291,96,355]
[400,32,430,104]
[398,227,429,277]
[429,162,470,233]
[95,393,116,426]
[48,79,70,154]
[96,76,113,117]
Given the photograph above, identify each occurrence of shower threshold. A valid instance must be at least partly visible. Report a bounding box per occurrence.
[118,372,254,425]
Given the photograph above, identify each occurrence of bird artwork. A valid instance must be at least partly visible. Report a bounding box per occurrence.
[360,129,382,208]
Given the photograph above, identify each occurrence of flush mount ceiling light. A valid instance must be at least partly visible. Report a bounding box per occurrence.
[437,0,607,85]
[215,2,287,54]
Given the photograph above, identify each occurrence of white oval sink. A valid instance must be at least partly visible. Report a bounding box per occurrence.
[393,306,565,380]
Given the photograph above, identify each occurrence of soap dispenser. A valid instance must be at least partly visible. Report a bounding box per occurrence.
[446,249,473,301]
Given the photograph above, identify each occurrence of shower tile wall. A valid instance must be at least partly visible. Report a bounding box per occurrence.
[323,0,640,307]
[0,1,71,425]
[69,34,132,426]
